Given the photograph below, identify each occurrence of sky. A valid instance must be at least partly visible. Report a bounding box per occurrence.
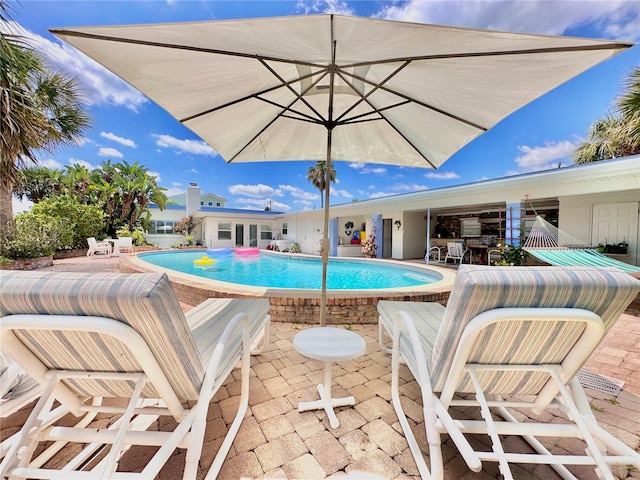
[4,0,640,214]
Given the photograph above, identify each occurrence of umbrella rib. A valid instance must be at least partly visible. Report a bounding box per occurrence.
[254,97,323,124]
[333,60,411,125]
[226,70,330,162]
[49,29,331,69]
[258,58,328,125]
[342,68,488,132]
[180,67,326,123]
[337,42,634,69]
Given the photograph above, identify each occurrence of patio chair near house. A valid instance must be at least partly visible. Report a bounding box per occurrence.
[0,271,271,480]
[487,248,502,265]
[117,236,134,254]
[444,242,470,264]
[378,265,640,480]
[86,237,112,257]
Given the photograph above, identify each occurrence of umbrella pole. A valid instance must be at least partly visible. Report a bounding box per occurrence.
[320,131,332,326]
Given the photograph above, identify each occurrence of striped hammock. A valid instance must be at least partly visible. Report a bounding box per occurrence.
[523,215,640,275]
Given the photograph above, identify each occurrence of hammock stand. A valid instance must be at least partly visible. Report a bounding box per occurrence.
[523,215,640,276]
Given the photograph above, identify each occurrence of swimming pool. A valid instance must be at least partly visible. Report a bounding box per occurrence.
[138,250,441,290]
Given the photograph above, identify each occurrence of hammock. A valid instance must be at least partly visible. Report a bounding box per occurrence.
[523,215,640,275]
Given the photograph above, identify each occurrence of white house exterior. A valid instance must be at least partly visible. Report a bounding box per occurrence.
[148,156,640,266]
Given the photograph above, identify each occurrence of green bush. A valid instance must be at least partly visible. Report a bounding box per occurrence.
[0,214,67,259]
[496,244,530,266]
[116,226,132,238]
[130,228,148,246]
[31,196,105,249]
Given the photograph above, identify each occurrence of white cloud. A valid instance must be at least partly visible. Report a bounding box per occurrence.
[330,188,353,198]
[377,0,640,41]
[163,186,185,197]
[391,183,429,193]
[38,158,64,170]
[188,168,199,174]
[68,158,98,170]
[295,0,355,16]
[152,134,217,156]
[98,147,124,158]
[148,171,162,182]
[100,132,137,148]
[369,191,394,199]
[424,171,460,180]
[514,140,576,172]
[0,21,149,111]
[229,184,278,198]
[235,197,291,211]
[279,185,319,201]
[348,162,388,175]
[12,195,33,214]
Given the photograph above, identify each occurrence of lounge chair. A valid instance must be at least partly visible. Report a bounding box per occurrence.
[86,237,112,257]
[0,270,271,479]
[378,265,640,480]
[1,353,100,461]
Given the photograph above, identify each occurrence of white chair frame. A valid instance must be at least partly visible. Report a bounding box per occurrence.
[424,246,441,263]
[0,309,270,480]
[382,307,640,480]
[487,248,502,265]
[444,242,471,264]
[86,237,112,257]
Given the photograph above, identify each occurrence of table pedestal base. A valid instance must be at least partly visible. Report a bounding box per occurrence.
[297,361,354,428]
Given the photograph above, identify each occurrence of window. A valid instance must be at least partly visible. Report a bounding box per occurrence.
[260,224,273,240]
[282,223,288,235]
[150,221,175,234]
[207,201,213,207]
[218,222,232,240]
[200,201,204,206]
[216,202,221,207]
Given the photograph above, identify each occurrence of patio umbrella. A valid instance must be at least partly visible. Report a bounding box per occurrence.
[51,15,631,325]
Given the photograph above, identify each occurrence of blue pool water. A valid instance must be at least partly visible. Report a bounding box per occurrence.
[138,250,441,290]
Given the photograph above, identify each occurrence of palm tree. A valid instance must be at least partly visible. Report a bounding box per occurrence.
[0,1,90,230]
[306,161,336,209]
[617,67,640,150]
[14,166,63,203]
[573,67,640,164]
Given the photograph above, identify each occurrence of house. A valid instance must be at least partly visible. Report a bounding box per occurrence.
[147,183,282,249]
[148,156,640,266]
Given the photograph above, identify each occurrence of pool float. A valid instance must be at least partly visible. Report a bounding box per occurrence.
[235,247,260,256]
[193,255,216,267]
[206,247,232,256]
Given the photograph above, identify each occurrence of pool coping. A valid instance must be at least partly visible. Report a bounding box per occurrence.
[120,250,456,324]
[122,249,456,296]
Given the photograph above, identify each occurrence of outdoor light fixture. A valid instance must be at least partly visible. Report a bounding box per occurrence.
[394,220,402,230]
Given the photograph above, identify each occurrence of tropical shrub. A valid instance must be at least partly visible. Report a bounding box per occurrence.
[496,244,529,266]
[0,214,67,259]
[31,196,104,249]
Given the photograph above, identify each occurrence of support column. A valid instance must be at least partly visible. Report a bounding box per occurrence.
[505,202,522,246]
[372,214,383,258]
[329,217,338,257]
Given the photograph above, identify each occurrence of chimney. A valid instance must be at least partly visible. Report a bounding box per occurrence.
[186,183,201,216]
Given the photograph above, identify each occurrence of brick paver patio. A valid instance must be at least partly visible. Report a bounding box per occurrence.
[1,255,638,479]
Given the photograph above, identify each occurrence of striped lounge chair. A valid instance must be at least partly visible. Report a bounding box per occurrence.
[0,271,271,480]
[378,265,640,480]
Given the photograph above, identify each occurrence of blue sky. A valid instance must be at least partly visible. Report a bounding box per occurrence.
[4,0,640,213]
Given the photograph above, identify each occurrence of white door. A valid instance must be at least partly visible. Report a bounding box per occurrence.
[592,202,639,265]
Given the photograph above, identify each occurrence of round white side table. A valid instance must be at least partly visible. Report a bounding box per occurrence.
[293,327,366,428]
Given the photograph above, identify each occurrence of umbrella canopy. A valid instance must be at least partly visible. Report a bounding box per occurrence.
[51,14,631,324]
